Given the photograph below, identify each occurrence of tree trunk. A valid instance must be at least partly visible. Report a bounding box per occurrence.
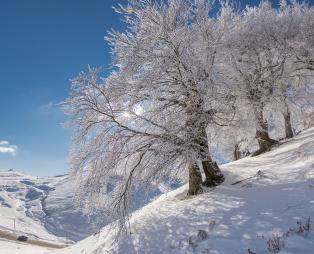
[201,160,225,187]
[199,128,225,187]
[283,111,293,139]
[188,163,203,196]
[234,144,241,160]
[254,129,277,155]
[283,108,294,139]
[253,109,278,156]
[185,91,224,191]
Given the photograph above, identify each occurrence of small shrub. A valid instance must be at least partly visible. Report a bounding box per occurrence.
[247,248,256,254]
[187,229,209,248]
[267,234,284,254]
[188,236,198,247]
[196,229,208,242]
[296,218,311,235]
[264,218,311,253]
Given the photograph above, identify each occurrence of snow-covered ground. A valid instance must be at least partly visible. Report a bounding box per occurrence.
[0,167,174,249]
[0,171,67,243]
[0,171,113,242]
[1,128,314,254]
[0,238,52,254]
[52,127,314,254]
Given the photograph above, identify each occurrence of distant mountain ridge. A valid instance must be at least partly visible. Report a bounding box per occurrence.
[0,169,176,243]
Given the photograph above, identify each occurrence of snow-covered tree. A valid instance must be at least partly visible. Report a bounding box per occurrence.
[222,1,314,155]
[273,1,314,139]
[64,0,235,233]
[64,0,314,235]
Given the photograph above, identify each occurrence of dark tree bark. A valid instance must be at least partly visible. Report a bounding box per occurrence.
[253,110,278,156]
[188,163,203,196]
[185,92,225,191]
[254,129,278,155]
[199,128,225,187]
[283,111,293,139]
[201,160,224,187]
[234,144,241,160]
[283,108,294,139]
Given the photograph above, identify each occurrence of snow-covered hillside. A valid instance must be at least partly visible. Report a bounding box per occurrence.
[0,171,68,243]
[0,172,123,242]
[0,170,174,244]
[54,127,314,254]
[1,128,314,254]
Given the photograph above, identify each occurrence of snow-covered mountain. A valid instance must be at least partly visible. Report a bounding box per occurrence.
[0,172,100,243]
[0,170,173,244]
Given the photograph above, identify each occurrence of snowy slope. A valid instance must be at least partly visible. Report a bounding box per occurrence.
[42,174,172,241]
[41,175,107,242]
[0,238,52,254]
[54,127,314,254]
[0,170,175,244]
[0,172,111,243]
[0,171,66,243]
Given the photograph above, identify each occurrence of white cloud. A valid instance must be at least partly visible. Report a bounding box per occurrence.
[39,101,54,111]
[0,140,18,156]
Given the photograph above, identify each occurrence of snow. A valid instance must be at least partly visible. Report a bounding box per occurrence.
[1,128,314,253]
[0,238,50,254]
[42,175,108,241]
[0,168,175,251]
[0,172,64,243]
[52,127,314,254]
[0,172,106,243]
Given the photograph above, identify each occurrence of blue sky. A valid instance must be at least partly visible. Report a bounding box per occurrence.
[0,0,128,176]
[0,0,312,176]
